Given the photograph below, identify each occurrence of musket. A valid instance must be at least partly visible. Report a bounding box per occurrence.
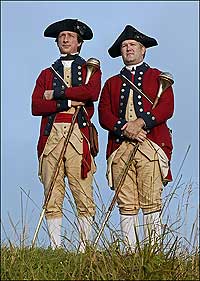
[93,142,139,248]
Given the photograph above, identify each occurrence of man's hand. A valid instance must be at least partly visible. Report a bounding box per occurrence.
[135,129,147,143]
[71,101,85,107]
[44,90,54,100]
[122,118,147,143]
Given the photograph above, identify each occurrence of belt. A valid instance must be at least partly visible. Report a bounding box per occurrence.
[54,113,77,123]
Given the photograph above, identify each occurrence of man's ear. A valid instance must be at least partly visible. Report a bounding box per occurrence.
[142,46,146,56]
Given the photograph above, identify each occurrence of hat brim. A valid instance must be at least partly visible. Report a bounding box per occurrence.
[108,25,158,58]
[44,19,93,40]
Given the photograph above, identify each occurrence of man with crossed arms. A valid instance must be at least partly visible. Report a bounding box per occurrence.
[32,19,101,251]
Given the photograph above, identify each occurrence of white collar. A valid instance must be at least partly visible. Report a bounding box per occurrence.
[126,61,144,71]
[60,52,79,57]
[61,60,73,67]
[60,53,79,68]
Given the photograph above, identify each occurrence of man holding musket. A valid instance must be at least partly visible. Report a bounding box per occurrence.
[98,25,174,251]
[32,19,101,251]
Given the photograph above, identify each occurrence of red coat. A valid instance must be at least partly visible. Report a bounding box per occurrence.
[32,61,101,160]
[98,65,174,181]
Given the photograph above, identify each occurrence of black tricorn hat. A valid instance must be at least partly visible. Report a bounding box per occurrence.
[108,25,158,58]
[44,19,93,40]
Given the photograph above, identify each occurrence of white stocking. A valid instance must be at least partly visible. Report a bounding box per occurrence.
[47,217,62,250]
[77,216,93,253]
[143,211,162,245]
[120,214,139,251]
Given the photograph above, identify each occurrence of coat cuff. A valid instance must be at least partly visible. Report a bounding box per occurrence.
[56,100,69,112]
[113,119,127,137]
[53,88,66,100]
[139,111,157,130]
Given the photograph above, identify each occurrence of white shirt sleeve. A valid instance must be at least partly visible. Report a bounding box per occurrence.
[68,100,72,107]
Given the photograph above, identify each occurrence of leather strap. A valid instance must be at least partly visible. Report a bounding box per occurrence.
[50,66,68,88]
[119,74,154,104]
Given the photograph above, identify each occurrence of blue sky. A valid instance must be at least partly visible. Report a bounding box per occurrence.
[1,1,199,247]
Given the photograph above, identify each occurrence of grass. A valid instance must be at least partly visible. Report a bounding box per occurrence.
[1,146,199,280]
[1,243,199,280]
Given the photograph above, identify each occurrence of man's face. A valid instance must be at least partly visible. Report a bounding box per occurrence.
[121,39,146,65]
[57,31,81,54]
